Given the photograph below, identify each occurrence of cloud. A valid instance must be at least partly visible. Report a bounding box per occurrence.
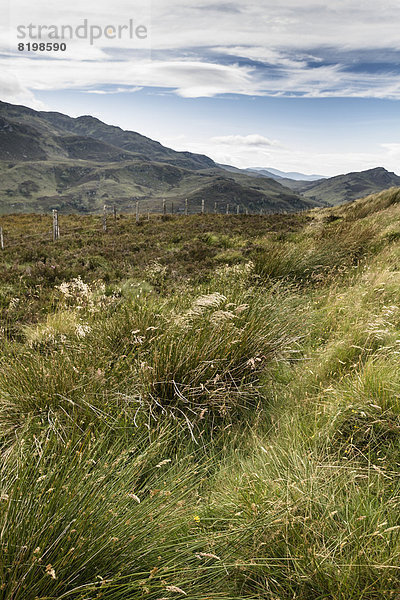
[3,52,400,100]
[0,56,260,99]
[86,86,143,94]
[380,143,400,157]
[2,0,400,100]
[0,71,47,109]
[211,134,281,147]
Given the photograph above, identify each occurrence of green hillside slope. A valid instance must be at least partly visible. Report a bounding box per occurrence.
[292,167,400,205]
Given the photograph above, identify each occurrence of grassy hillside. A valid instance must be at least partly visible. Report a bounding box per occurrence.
[0,159,311,215]
[0,101,311,215]
[288,167,400,205]
[1,189,400,599]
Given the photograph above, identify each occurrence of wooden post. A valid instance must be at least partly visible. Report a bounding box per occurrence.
[163,198,166,215]
[214,201,217,214]
[171,201,174,214]
[103,205,107,232]
[136,200,139,223]
[52,209,59,241]
[201,199,205,214]
[113,205,117,220]
[226,203,229,215]
[0,227,3,250]
[236,204,240,215]
[185,198,188,216]
[147,210,150,221]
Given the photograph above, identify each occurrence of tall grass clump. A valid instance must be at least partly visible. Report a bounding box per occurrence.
[0,423,242,599]
[0,265,300,445]
[205,433,400,599]
[136,285,298,423]
[252,220,378,283]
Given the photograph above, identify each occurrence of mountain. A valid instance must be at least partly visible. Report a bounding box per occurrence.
[290,167,400,206]
[0,102,215,170]
[0,101,315,215]
[246,167,326,181]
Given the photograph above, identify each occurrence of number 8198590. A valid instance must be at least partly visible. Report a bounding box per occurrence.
[18,42,67,51]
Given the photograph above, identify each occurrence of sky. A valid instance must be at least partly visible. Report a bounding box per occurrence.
[2,0,400,175]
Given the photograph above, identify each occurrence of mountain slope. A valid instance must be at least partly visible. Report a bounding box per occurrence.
[0,159,314,215]
[292,167,400,205]
[0,101,315,214]
[0,101,214,170]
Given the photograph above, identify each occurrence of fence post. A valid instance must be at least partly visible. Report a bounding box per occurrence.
[171,202,174,215]
[147,210,150,221]
[236,204,240,215]
[136,200,139,223]
[260,208,263,216]
[163,198,166,215]
[185,198,188,216]
[214,201,217,214]
[0,226,3,250]
[52,209,59,241]
[201,199,205,214]
[226,203,229,215]
[245,208,249,215]
[103,205,107,232]
[113,205,117,220]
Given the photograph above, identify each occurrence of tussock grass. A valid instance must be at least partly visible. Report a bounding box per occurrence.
[252,220,377,284]
[0,270,298,446]
[0,424,238,599]
[207,437,400,599]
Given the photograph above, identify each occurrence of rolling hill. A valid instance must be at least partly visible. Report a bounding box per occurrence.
[0,101,315,215]
[288,167,400,205]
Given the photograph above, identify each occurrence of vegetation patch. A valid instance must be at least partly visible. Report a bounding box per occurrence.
[1,190,400,598]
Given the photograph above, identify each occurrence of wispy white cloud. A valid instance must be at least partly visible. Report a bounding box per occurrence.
[0,57,259,99]
[3,52,400,103]
[86,86,143,94]
[2,0,400,101]
[211,134,282,148]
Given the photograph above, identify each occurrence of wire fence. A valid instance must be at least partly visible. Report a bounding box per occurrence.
[0,199,307,250]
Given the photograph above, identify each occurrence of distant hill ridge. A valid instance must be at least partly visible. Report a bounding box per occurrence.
[246,167,326,181]
[289,167,400,205]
